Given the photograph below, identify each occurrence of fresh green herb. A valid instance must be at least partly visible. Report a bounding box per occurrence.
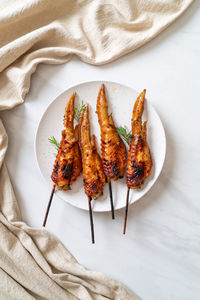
[117,126,132,145]
[48,136,60,152]
[75,100,86,122]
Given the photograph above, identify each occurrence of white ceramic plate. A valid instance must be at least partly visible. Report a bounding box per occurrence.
[35,81,166,212]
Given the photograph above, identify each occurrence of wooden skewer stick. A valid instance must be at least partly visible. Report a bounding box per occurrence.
[123,187,130,234]
[107,178,115,219]
[88,196,95,244]
[43,183,56,227]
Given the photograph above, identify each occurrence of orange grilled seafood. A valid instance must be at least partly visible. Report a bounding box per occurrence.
[80,105,106,199]
[51,93,82,190]
[96,84,127,181]
[126,89,152,189]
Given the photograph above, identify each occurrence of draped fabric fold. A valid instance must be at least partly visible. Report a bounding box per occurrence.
[0,0,192,299]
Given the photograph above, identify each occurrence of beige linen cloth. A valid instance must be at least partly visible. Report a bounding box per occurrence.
[0,0,192,299]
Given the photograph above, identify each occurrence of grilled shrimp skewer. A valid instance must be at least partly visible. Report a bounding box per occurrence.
[96,84,127,219]
[123,89,152,234]
[80,105,106,243]
[43,93,82,227]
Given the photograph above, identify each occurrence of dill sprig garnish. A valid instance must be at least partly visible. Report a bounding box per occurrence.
[117,126,132,145]
[75,100,86,122]
[48,136,60,151]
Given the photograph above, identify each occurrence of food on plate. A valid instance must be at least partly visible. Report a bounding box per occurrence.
[80,104,106,200]
[124,89,152,234]
[43,93,82,227]
[96,84,127,180]
[48,101,86,152]
[80,104,106,243]
[126,89,152,189]
[51,93,82,190]
[96,84,127,218]
[42,85,153,236]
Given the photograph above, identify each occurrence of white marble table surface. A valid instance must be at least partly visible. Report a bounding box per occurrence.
[1,2,200,299]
